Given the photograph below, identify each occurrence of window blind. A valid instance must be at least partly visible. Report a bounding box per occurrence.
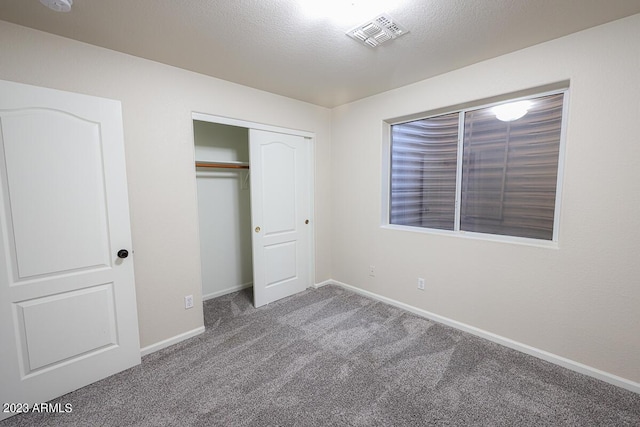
[390,112,459,230]
[461,93,563,240]
[390,92,564,241]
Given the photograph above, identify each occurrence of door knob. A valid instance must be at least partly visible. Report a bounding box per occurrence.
[117,249,129,259]
[255,226,261,233]
[305,219,309,224]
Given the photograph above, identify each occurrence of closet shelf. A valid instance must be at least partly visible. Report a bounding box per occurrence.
[195,161,249,170]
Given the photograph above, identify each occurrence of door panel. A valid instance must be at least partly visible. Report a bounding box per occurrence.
[0,80,140,421]
[262,143,296,234]
[2,110,110,279]
[264,241,297,286]
[250,130,310,307]
[16,283,117,373]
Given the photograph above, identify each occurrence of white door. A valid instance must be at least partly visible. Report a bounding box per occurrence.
[249,129,311,307]
[0,80,140,421]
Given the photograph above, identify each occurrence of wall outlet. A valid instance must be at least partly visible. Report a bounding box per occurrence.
[184,294,194,309]
[417,278,425,290]
[369,265,376,277]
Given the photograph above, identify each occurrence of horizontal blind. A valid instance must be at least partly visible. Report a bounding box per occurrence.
[390,113,459,230]
[461,93,564,240]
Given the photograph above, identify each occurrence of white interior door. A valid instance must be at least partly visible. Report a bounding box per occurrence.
[0,80,140,421]
[250,129,311,307]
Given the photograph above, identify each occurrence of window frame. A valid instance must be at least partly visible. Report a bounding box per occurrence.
[381,87,570,248]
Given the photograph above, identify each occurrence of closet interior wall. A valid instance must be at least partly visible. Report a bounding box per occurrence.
[194,121,253,300]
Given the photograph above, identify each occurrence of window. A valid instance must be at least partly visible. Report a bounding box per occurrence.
[389,91,566,241]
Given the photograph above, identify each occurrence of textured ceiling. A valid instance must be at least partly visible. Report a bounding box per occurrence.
[1,0,640,107]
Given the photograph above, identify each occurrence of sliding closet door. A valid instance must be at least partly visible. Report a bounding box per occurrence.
[249,129,311,307]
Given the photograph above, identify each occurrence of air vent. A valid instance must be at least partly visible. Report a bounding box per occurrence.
[40,0,73,12]
[346,13,408,48]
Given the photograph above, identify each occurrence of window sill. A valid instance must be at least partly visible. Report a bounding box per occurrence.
[381,224,559,249]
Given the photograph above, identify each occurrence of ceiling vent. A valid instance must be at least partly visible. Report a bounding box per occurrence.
[346,14,408,48]
[40,0,73,12]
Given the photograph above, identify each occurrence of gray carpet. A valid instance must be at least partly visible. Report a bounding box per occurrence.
[2,285,639,426]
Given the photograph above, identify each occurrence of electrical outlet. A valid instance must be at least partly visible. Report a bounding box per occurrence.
[369,265,376,277]
[417,278,425,290]
[184,295,194,309]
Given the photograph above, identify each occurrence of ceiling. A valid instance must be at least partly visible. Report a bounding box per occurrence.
[1,0,640,108]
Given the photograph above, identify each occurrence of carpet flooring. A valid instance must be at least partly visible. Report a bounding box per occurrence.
[2,284,639,426]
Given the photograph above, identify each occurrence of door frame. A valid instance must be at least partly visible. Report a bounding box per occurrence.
[190,112,316,301]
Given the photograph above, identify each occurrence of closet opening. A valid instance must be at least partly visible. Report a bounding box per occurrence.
[194,121,253,301]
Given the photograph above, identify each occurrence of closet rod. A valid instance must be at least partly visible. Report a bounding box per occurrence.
[195,162,249,170]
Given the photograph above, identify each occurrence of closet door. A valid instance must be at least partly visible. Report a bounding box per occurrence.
[249,129,311,307]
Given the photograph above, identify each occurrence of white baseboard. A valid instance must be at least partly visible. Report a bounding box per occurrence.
[140,326,205,357]
[140,284,251,357]
[319,279,640,394]
[313,279,333,289]
[203,283,252,301]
